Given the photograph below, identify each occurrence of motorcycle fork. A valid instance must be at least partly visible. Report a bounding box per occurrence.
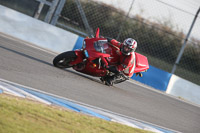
[100,56,108,67]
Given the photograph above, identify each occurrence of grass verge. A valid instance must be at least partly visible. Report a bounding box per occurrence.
[0,94,152,133]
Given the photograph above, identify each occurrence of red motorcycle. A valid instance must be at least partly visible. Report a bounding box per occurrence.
[53,28,149,85]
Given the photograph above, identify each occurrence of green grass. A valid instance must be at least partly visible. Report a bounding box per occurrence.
[0,94,152,133]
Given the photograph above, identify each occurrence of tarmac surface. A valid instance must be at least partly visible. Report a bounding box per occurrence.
[0,33,200,133]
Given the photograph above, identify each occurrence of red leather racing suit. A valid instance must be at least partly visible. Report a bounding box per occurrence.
[109,39,136,77]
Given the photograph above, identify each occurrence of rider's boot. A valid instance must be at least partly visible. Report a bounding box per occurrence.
[136,72,143,77]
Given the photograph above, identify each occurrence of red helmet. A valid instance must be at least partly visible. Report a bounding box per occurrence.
[121,38,137,55]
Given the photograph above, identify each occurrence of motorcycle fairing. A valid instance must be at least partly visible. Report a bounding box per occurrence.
[134,52,149,73]
[53,27,149,84]
[69,50,84,65]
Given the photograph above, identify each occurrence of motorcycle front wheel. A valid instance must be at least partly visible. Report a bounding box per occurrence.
[53,51,77,68]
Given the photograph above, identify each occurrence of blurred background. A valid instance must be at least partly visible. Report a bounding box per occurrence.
[0,0,199,85]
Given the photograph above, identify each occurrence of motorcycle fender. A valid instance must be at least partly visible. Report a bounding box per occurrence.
[69,50,84,65]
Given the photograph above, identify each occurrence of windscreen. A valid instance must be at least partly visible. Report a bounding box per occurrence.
[94,40,110,54]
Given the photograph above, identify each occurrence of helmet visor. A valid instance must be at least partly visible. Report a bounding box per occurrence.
[123,45,133,53]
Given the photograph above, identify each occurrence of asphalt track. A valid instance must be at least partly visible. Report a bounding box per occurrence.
[0,33,200,133]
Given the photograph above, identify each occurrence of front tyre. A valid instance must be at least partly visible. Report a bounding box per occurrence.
[53,51,77,68]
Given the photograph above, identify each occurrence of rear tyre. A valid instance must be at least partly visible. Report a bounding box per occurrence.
[53,51,77,68]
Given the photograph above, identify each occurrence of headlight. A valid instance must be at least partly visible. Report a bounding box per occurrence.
[82,41,86,49]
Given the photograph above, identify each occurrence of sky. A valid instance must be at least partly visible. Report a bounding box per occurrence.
[94,0,200,40]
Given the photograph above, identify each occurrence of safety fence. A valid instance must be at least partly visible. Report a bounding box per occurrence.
[57,0,200,85]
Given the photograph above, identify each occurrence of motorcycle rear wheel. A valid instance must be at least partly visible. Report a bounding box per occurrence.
[53,51,77,68]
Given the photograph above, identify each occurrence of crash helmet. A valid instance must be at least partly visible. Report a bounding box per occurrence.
[121,38,137,55]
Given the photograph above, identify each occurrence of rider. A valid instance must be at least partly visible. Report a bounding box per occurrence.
[103,37,142,86]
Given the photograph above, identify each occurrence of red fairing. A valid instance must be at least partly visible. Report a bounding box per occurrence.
[134,52,149,73]
[69,50,84,65]
[72,37,112,77]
